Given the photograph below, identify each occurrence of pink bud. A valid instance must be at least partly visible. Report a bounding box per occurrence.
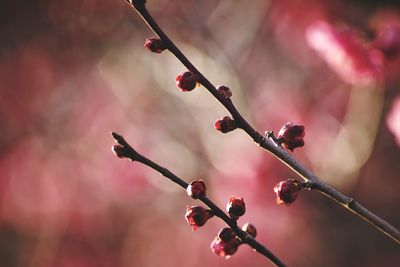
[215,116,237,133]
[277,122,305,152]
[210,236,240,258]
[274,179,302,206]
[217,228,236,242]
[226,196,246,219]
[176,71,199,92]
[144,37,166,53]
[217,85,232,98]
[185,206,214,231]
[112,144,126,158]
[187,180,206,199]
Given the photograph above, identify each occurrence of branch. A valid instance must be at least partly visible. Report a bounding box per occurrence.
[123,0,400,245]
[111,132,287,267]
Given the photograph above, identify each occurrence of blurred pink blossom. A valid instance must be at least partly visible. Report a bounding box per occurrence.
[371,9,400,56]
[386,96,400,146]
[370,9,400,82]
[306,20,383,86]
[373,23,400,56]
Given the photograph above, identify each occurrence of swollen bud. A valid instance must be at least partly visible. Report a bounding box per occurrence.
[185,206,214,231]
[215,116,237,133]
[112,144,126,158]
[226,196,246,219]
[144,37,166,53]
[274,179,302,206]
[277,122,305,151]
[217,85,232,98]
[176,71,199,92]
[187,180,206,199]
[210,236,240,258]
[218,228,236,242]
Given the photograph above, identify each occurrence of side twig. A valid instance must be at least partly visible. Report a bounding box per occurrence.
[124,0,400,244]
[111,132,287,267]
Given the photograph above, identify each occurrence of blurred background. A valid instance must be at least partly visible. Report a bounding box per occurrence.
[0,0,400,266]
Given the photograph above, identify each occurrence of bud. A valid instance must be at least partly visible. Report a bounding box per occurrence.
[241,223,257,238]
[226,196,246,219]
[215,116,237,133]
[217,85,232,98]
[112,144,126,158]
[176,71,199,92]
[274,179,302,206]
[144,37,166,53]
[185,206,214,231]
[210,236,240,258]
[217,228,236,242]
[277,122,305,151]
[187,180,206,199]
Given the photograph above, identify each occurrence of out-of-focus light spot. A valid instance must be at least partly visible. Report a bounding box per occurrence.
[0,136,75,233]
[314,87,383,190]
[48,0,125,37]
[387,96,400,146]
[146,139,196,193]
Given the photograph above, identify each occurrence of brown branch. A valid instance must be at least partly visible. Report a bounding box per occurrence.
[122,0,400,245]
[111,132,287,267]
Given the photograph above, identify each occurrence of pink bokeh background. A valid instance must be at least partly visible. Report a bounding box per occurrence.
[1,0,400,266]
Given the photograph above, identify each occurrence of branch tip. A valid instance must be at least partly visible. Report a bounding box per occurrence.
[111,131,125,144]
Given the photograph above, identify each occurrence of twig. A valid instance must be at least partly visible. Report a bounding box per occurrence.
[122,0,400,245]
[111,132,287,267]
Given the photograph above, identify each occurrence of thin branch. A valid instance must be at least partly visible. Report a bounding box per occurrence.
[111,132,287,267]
[123,0,400,245]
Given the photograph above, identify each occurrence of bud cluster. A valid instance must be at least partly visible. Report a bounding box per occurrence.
[140,34,310,261]
[210,222,258,258]
[183,190,254,259]
[215,116,237,133]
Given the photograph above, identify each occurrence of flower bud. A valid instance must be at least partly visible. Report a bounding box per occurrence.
[144,37,166,53]
[215,116,237,133]
[277,122,305,151]
[185,206,214,231]
[217,228,236,242]
[241,223,257,238]
[217,85,232,98]
[226,196,246,219]
[210,236,240,258]
[274,179,302,206]
[176,71,199,92]
[111,144,126,158]
[187,180,206,199]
